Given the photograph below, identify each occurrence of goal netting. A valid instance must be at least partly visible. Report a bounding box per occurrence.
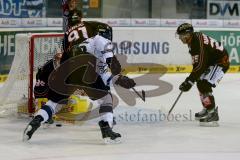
[0,33,64,116]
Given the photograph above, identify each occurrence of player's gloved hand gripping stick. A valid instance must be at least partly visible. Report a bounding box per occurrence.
[115,75,145,102]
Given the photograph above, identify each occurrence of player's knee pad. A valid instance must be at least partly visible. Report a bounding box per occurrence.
[199,92,215,110]
[197,80,212,93]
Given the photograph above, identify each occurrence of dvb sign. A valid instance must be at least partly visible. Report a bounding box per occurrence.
[207,0,240,19]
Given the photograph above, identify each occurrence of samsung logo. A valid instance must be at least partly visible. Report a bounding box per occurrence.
[113,41,169,55]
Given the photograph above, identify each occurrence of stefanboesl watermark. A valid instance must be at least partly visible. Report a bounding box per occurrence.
[115,109,194,123]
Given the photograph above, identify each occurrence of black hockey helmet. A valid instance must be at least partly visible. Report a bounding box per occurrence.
[176,23,194,35]
[68,9,82,26]
[97,24,113,41]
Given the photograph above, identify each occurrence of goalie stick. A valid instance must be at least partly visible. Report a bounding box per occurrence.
[132,87,145,102]
[167,91,183,117]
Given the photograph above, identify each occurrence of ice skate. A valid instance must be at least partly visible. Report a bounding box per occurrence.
[199,107,219,127]
[98,120,121,144]
[23,115,43,141]
[195,108,208,120]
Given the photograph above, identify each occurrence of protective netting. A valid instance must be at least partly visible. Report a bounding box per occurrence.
[0,33,63,116]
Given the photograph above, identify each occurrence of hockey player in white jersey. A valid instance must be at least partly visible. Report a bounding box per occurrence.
[61,32,136,144]
[60,8,134,143]
[23,24,135,144]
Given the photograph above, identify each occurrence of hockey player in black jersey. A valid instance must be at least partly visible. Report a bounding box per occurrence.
[176,23,229,126]
[61,9,113,62]
[58,9,136,143]
[23,52,69,141]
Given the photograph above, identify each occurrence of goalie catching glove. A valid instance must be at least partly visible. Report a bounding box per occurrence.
[115,75,136,89]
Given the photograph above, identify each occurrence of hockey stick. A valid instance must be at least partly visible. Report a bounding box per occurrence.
[167,91,183,117]
[132,87,146,102]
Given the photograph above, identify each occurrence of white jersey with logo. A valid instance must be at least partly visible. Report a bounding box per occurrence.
[79,35,114,85]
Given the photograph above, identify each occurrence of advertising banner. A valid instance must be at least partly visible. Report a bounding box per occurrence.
[223,20,240,28]
[160,19,191,27]
[202,30,240,65]
[112,27,190,65]
[192,19,223,27]
[0,28,62,74]
[131,19,161,27]
[101,18,131,27]
[0,18,21,27]
[207,0,240,19]
[0,0,46,18]
[0,27,239,77]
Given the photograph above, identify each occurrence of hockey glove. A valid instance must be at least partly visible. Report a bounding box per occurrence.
[179,78,194,92]
[115,75,136,89]
[106,56,122,75]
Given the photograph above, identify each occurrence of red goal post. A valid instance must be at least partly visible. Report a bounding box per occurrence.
[0,33,64,116]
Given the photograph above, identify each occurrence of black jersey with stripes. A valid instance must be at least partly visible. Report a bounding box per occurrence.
[60,21,113,99]
[188,32,229,82]
[61,21,110,63]
[34,59,68,103]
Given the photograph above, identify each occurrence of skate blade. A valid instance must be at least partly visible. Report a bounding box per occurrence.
[195,116,208,121]
[199,121,219,127]
[42,123,52,129]
[22,125,32,142]
[103,137,121,144]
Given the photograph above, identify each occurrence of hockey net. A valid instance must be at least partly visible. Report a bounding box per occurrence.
[0,33,64,117]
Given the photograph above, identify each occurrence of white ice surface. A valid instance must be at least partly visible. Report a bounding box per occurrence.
[0,73,239,160]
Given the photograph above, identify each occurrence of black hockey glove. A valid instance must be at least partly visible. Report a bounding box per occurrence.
[106,56,122,75]
[179,78,194,92]
[115,75,136,89]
